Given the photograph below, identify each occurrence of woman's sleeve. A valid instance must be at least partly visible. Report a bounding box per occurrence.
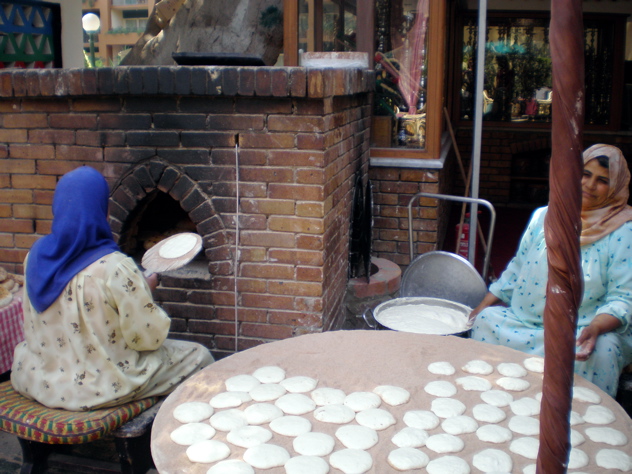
[597,223,632,333]
[489,207,546,304]
[106,257,171,351]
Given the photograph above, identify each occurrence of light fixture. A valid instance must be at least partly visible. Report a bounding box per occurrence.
[82,13,100,68]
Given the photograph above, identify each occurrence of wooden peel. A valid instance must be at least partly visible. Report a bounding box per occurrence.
[141,232,203,273]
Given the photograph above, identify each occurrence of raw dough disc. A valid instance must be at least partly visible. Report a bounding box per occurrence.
[185,439,231,463]
[568,448,589,469]
[335,424,379,450]
[225,374,261,392]
[293,432,336,456]
[427,361,455,376]
[523,357,545,373]
[426,455,470,474]
[284,455,330,474]
[243,403,283,425]
[243,444,290,469]
[172,401,214,423]
[585,426,628,446]
[280,376,318,393]
[313,404,356,424]
[431,398,466,418]
[508,416,540,436]
[226,425,273,448]
[570,429,586,447]
[509,437,540,460]
[210,391,251,409]
[159,233,198,259]
[355,408,396,430]
[573,386,601,404]
[595,449,632,471]
[252,366,286,384]
[462,359,494,375]
[583,405,615,425]
[391,427,429,448]
[569,411,585,426]
[206,459,254,474]
[472,448,513,473]
[274,393,316,415]
[387,447,430,471]
[455,376,492,392]
[343,391,382,412]
[497,362,528,378]
[403,410,441,430]
[329,449,373,474]
[509,397,540,416]
[425,433,465,454]
[170,423,216,446]
[269,415,312,437]
[496,377,530,392]
[480,389,514,407]
[441,415,478,435]
[249,383,287,402]
[472,403,506,423]
[311,387,346,406]
[210,409,248,432]
[373,385,410,406]
[476,424,512,444]
[424,380,457,397]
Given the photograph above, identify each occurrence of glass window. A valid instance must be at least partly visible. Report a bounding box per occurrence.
[298,1,358,53]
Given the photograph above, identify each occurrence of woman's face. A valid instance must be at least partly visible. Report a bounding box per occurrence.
[581,159,610,210]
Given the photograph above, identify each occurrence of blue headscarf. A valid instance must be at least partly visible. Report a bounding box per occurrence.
[26,167,120,313]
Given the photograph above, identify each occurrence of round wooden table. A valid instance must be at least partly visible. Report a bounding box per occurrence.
[151,330,632,473]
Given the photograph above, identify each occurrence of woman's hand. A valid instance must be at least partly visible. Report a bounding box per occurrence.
[468,292,501,327]
[576,313,621,361]
[144,271,160,292]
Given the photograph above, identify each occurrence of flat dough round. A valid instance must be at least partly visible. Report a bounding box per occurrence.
[455,376,492,392]
[387,447,429,471]
[311,387,346,406]
[173,402,214,423]
[472,403,506,423]
[480,389,514,407]
[496,377,530,391]
[568,448,589,469]
[210,409,248,432]
[225,374,261,392]
[427,361,456,375]
[251,366,286,384]
[424,380,457,397]
[476,424,512,444]
[269,415,312,437]
[585,426,628,446]
[159,233,198,259]
[335,424,379,450]
[509,397,540,416]
[373,385,410,406]
[570,429,585,447]
[569,411,585,426]
[170,423,216,446]
[243,444,290,469]
[497,362,528,378]
[313,404,356,424]
[274,393,316,415]
[595,448,632,471]
[226,425,273,448]
[206,459,254,474]
[441,415,478,435]
[472,448,513,473]
[280,376,318,393]
[426,433,465,454]
[431,398,466,418]
[249,383,286,402]
[329,449,373,474]
[344,391,382,412]
[391,426,429,448]
[185,439,230,463]
[509,437,539,460]
[243,403,283,425]
[583,405,615,425]
[462,359,494,375]
[293,432,336,456]
[284,455,329,474]
[508,415,540,436]
[426,455,470,474]
[523,356,545,373]
[573,386,601,404]
[355,408,396,430]
[403,410,440,430]
[210,391,252,409]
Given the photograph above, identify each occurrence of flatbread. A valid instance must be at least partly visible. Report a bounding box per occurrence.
[293,432,336,456]
[509,397,540,416]
[206,459,254,474]
[523,356,545,373]
[427,361,456,376]
[209,409,248,432]
[391,426,429,448]
[269,415,312,437]
[343,391,382,412]
[480,389,513,407]
[425,433,465,454]
[573,386,602,404]
[251,366,286,384]
[424,380,457,397]
[170,423,216,446]
[455,376,492,392]
[210,391,251,409]
[496,377,530,392]
[595,449,632,471]
[472,448,513,473]
[497,362,528,378]
[335,424,379,450]
[568,448,589,469]
[426,455,470,474]
[403,410,440,430]
[430,397,466,418]
[570,429,586,447]
[476,424,513,444]
[311,387,346,406]
[284,455,329,474]
[584,426,628,446]
[508,416,539,436]
[509,437,540,460]
[387,447,430,471]
[329,449,373,474]
[462,359,494,375]
[441,415,478,435]
[280,376,318,393]
[274,393,316,415]
[313,404,356,424]
[243,444,290,469]
[472,404,506,423]
[225,374,261,392]
[243,403,283,425]
[355,408,396,430]
[226,425,272,448]
[172,402,214,423]
[373,385,411,406]
[185,440,230,463]
[249,383,286,402]
[583,405,616,425]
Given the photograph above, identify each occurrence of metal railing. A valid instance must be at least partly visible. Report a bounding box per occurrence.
[112,0,148,6]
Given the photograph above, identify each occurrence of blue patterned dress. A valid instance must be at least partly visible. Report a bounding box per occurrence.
[471,206,632,397]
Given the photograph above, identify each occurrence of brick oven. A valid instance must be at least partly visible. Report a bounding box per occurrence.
[0,66,373,358]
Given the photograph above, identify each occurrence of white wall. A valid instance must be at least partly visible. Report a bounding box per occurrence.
[49,0,84,68]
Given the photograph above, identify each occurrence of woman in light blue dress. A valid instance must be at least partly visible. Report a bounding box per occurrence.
[470,144,632,397]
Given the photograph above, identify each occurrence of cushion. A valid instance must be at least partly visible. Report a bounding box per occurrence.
[0,381,159,444]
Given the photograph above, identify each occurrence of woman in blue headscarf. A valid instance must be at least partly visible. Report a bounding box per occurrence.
[11,167,213,411]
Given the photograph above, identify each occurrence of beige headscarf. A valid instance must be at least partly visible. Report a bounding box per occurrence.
[580,144,632,246]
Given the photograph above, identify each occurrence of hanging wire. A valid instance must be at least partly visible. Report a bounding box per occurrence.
[234,139,240,353]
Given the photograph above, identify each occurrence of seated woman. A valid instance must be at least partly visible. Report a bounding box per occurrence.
[470,144,632,397]
[11,166,214,411]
